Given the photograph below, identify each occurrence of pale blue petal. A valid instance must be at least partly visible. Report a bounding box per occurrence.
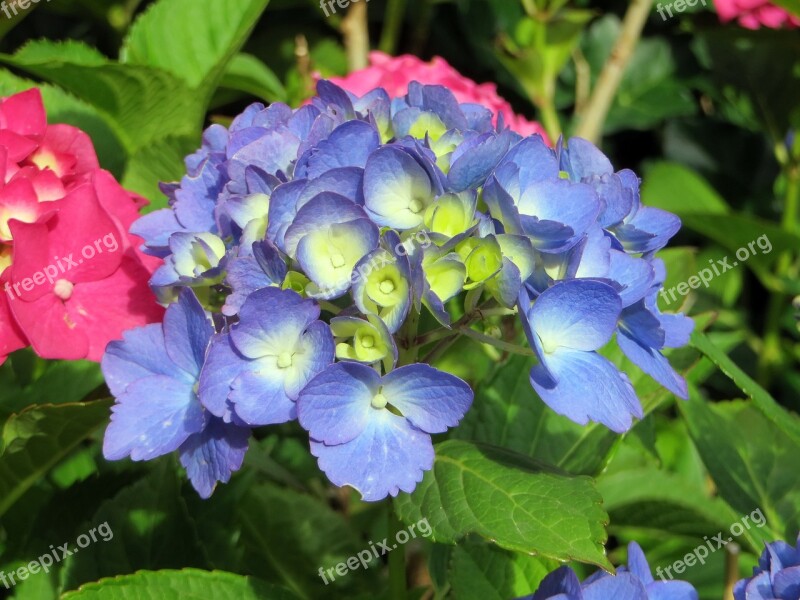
[297,361,379,445]
[382,364,473,434]
[531,347,642,433]
[310,410,434,502]
[179,417,250,499]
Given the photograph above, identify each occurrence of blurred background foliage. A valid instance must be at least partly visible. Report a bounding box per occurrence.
[0,1,799,599]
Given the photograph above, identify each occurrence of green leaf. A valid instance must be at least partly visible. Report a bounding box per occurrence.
[597,467,767,553]
[219,53,288,104]
[0,40,201,154]
[0,400,111,517]
[395,440,611,569]
[121,0,271,96]
[236,483,371,598]
[690,331,800,443]
[60,569,301,600]
[61,460,207,590]
[453,355,619,476]
[448,540,558,600]
[679,396,799,541]
[641,162,730,216]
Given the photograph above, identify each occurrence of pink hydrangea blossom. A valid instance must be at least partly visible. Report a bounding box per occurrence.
[713,0,799,28]
[327,51,549,141]
[0,89,164,364]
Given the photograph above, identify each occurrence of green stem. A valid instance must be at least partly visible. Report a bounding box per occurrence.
[457,327,535,356]
[379,0,407,54]
[539,92,562,143]
[398,308,420,366]
[573,0,653,143]
[758,162,800,385]
[388,503,406,600]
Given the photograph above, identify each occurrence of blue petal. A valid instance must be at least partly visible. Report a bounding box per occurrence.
[230,362,296,426]
[617,330,688,399]
[517,180,600,252]
[163,289,214,379]
[530,347,642,433]
[179,417,250,499]
[283,192,370,257]
[231,287,319,359]
[448,130,515,192]
[364,146,434,230]
[198,333,249,419]
[130,209,183,257]
[531,566,583,600]
[102,324,173,397]
[773,565,800,599]
[607,251,654,307]
[301,120,380,179]
[104,375,207,461]
[282,319,335,399]
[626,542,654,584]
[497,135,559,192]
[560,137,613,180]
[646,581,699,600]
[382,364,473,434]
[297,361,380,445]
[222,256,274,317]
[310,409,434,502]
[616,207,681,253]
[582,573,647,600]
[529,280,621,352]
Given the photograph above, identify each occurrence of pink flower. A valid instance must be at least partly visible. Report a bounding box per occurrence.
[713,0,799,28]
[327,52,549,141]
[0,88,164,363]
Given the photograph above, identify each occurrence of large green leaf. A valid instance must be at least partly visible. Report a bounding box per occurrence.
[121,0,271,97]
[598,467,768,553]
[0,400,111,517]
[680,395,800,541]
[446,540,558,600]
[60,569,300,600]
[453,355,619,476]
[0,41,200,154]
[395,440,611,569]
[61,461,207,591]
[121,135,198,210]
[218,53,288,104]
[690,331,800,443]
[641,162,730,216]
[236,483,371,598]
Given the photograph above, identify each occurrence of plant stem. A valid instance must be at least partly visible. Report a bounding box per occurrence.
[758,162,800,385]
[539,90,562,143]
[573,0,653,143]
[398,308,421,366]
[388,503,406,600]
[379,0,407,54]
[723,542,740,600]
[341,0,369,71]
[457,327,535,356]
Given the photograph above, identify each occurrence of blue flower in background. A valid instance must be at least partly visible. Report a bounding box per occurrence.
[297,362,472,501]
[102,289,250,498]
[520,542,698,600]
[734,534,800,600]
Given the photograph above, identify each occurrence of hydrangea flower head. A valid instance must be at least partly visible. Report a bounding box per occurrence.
[105,78,690,499]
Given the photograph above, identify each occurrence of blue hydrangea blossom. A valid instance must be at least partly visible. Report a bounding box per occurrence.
[103,78,691,500]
